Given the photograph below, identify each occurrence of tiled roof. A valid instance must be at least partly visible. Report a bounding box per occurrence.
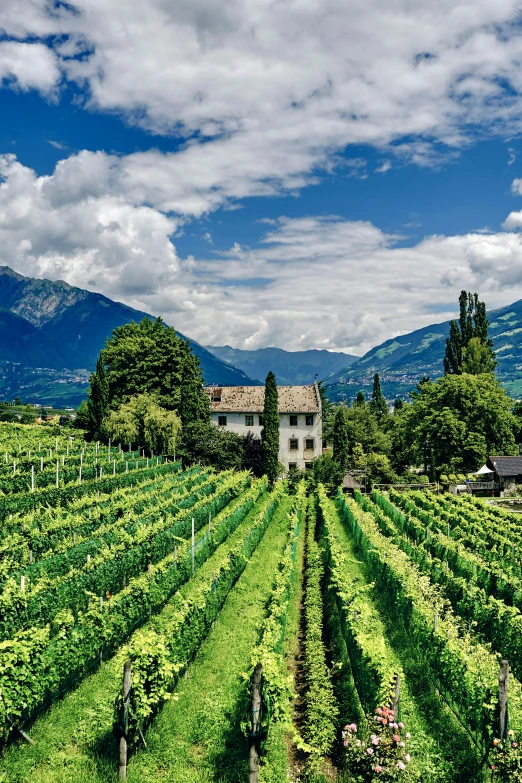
[487,456,522,477]
[205,384,321,413]
[342,473,362,489]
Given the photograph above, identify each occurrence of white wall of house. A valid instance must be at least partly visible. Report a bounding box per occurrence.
[210,410,322,470]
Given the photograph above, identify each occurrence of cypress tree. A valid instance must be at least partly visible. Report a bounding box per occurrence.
[332,405,350,471]
[179,343,210,427]
[261,371,279,485]
[355,391,365,406]
[370,373,387,419]
[444,291,496,375]
[87,356,109,439]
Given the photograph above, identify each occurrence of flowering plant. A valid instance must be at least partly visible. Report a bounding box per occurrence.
[490,732,522,781]
[342,707,412,781]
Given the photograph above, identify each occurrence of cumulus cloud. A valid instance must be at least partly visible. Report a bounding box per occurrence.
[0,41,60,93]
[3,154,522,354]
[4,1,522,201]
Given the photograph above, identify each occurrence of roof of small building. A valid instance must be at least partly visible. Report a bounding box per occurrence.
[487,456,522,476]
[205,384,321,413]
[342,473,362,490]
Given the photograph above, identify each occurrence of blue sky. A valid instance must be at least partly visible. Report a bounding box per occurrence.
[4,1,522,355]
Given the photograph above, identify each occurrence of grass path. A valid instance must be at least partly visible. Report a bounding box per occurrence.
[0,490,277,783]
[324,499,482,783]
[125,495,294,783]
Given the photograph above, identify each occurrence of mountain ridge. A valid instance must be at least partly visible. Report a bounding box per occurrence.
[0,266,259,405]
[204,344,358,385]
[326,298,522,402]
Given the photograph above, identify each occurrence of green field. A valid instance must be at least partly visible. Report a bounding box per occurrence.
[0,424,521,782]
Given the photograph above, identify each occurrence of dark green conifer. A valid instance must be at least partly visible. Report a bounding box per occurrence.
[370,373,387,419]
[87,356,109,439]
[332,405,350,471]
[261,371,279,485]
[444,291,496,375]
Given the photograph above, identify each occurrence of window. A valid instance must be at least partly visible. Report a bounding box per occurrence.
[289,438,298,450]
[306,414,314,426]
[258,415,264,426]
[245,415,254,426]
[288,462,297,470]
[218,415,227,426]
[212,392,222,402]
[305,462,313,470]
[305,438,315,450]
[289,414,298,427]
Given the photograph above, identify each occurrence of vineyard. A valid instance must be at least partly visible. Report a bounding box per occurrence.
[0,424,521,782]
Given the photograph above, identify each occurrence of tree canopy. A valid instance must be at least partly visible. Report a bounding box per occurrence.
[103,394,182,455]
[402,373,516,476]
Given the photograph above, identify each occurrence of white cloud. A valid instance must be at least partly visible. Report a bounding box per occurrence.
[3,1,522,205]
[0,41,60,93]
[3,153,522,355]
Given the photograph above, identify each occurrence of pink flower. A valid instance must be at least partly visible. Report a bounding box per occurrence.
[406,732,411,739]
[348,723,357,732]
[356,739,361,747]
[397,761,406,770]
[393,734,400,743]
[398,722,405,728]
[400,741,405,747]
[405,754,411,763]
[367,747,374,755]
[374,766,382,773]
[372,737,380,746]
[343,740,348,747]
[513,742,519,748]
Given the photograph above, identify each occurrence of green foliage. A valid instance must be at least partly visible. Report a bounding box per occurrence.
[333,405,351,471]
[444,290,496,375]
[249,483,307,772]
[104,394,182,455]
[337,491,522,751]
[74,399,90,429]
[370,373,388,420]
[402,373,517,475]
[114,482,284,745]
[87,356,109,440]
[179,420,244,471]
[262,371,280,485]
[304,497,338,768]
[310,454,344,495]
[100,317,208,422]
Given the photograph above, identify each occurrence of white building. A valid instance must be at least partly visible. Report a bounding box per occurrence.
[206,382,322,471]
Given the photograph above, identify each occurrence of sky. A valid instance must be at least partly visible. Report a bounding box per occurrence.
[5,3,522,356]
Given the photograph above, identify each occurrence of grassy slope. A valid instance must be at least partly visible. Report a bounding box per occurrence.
[0,490,275,783]
[325,500,481,783]
[125,495,294,783]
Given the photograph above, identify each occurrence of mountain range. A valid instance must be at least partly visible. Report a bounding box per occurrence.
[325,299,522,402]
[2,264,522,407]
[204,345,357,386]
[0,266,257,406]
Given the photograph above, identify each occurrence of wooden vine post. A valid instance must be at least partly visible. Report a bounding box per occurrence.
[390,673,401,718]
[119,660,132,780]
[499,659,509,740]
[248,662,263,783]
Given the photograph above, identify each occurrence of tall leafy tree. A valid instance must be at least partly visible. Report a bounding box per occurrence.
[403,373,516,475]
[87,356,109,439]
[355,391,365,406]
[97,317,208,422]
[444,291,496,375]
[370,373,388,419]
[261,371,280,485]
[332,405,350,471]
